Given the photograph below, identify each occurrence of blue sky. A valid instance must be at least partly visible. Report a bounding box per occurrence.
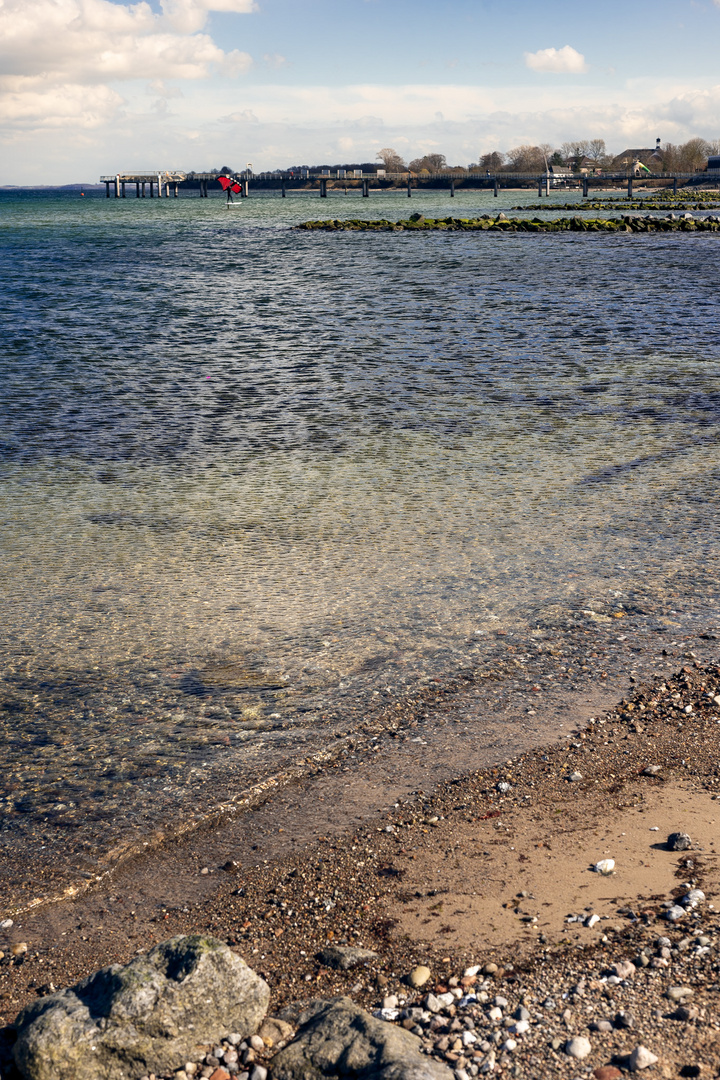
[1,0,719,182]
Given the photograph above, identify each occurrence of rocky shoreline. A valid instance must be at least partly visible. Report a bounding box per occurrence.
[296,214,720,232]
[2,661,720,1078]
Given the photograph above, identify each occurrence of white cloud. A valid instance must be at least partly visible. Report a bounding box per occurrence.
[524,46,588,74]
[3,72,720,180]
[263,53,288,69]
[0,78,123,130]
[0,0,253,132]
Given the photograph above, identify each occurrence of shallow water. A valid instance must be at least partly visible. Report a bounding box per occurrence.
[1,188,719,908]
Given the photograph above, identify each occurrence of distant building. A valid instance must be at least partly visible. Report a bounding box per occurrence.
[566,156,601,174]
[611,138,664,174]
[708,155,720,171]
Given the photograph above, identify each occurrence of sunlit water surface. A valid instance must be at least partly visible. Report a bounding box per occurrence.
[1,188,719,905]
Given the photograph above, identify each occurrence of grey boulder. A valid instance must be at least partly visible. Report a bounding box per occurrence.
[270,997,453,1080]
[12,935,269,1080]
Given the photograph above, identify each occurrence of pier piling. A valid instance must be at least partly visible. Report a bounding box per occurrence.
[628,177,633,198]
[582,177,589,198]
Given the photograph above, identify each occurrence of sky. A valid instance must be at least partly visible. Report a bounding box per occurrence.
[1,0,720,183]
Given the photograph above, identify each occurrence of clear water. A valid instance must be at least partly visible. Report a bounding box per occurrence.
[1,188,719,908]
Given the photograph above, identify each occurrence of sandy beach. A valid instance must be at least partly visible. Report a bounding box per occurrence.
[2,658,720,1078]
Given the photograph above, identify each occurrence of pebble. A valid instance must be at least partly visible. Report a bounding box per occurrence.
[568,772,583,782]
[565,1036,591,1060]
[482,963,498,975]
[248,1035,264,1052]
[613,961,635,980]
[665,905,685,922]
[509,1020,530,1035]
[464,965,481,978]
[249,1068,267,1080]
[514,1007,530,1022]
[642,765,661,776]
[408,965,431,988]
[590,1019,613,1033]
[667,832,691,851]
[10,942,28,957]
[682,889,705,907]
[593,859,615,875]
[666,985,693,1002]
[0,919,13,930]
[593,1069,622,1080]
[628,1045,658,1071]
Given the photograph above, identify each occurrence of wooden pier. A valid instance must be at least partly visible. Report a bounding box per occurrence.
[100,170,718,200]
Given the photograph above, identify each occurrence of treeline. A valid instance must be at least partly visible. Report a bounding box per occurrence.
[373,138,720,174]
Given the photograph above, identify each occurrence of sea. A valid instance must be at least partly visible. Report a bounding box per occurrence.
[1,185,719,912]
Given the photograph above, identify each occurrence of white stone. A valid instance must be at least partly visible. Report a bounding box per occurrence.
[613,960,636,980]
[502,1039,517,1052]
[487,1007,503,1022]
[628,1045,658,1071]
[565,1036,592,1060]
[509,1020,530,1035]
[586,914,601,928]
[593,859,615,875]
[464,965,481,978]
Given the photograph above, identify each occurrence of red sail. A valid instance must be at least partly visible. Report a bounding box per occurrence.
[231,183,241,193]
[218,176,232,190]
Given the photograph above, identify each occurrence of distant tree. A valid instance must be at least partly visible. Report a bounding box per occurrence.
[376,148,406,172]
[505,145,546,171]
[479,151,505,171]
[587,138,607,161]
[662,138,711,172]
[409,153,447,172]
[561,139,590,161]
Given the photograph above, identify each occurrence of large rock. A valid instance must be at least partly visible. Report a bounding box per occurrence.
[12,935,269,1080]
[270,997,452,1080]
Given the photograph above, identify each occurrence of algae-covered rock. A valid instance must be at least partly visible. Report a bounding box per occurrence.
[12,935,269,1080]
[270,997,453,1080]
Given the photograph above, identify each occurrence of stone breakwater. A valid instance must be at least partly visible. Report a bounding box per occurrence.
[296,213,720,233]
[516,201,720,212]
